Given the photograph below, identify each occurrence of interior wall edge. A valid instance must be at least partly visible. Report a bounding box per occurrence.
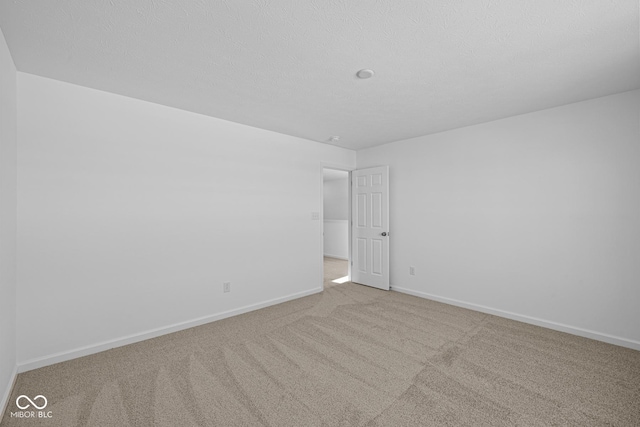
[0,365,17,421]
[391,286,640,351]
[0,22,18,425]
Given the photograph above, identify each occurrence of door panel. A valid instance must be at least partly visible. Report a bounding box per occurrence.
[372,193,382,227]
[357,194,367,226]
[372,239,382,275]
[357,238,367,272]
[351,166,389,290]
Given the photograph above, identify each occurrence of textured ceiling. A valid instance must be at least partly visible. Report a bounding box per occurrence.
[1,1,638,150]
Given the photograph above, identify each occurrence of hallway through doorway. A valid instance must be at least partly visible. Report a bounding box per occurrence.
[323,257,348,289]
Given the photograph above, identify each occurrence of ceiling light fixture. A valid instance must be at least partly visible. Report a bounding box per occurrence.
[356,69,375,79]
[329,136,340,142]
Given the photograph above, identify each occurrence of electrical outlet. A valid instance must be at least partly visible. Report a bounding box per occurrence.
[409,266,415,276]
[223,282,231,293]
[311,211,320,220]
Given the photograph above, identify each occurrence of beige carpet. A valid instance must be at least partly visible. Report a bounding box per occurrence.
[3,259,640,426]
[323,256,349,289]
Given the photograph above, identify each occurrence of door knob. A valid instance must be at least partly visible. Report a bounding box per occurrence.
[381,232,387,236]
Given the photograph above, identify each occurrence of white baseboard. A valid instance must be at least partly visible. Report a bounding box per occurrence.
[391,286,640,351]
[0,364,17,421]
[323,253,348,260]
[17,287,323,373]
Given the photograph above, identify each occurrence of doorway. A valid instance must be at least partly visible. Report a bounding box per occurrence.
[322,168,350,288]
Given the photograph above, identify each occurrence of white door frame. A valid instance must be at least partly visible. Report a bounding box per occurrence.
[320,162,354,290]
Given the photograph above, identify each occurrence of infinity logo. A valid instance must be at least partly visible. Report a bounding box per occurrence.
[16,395,48,410]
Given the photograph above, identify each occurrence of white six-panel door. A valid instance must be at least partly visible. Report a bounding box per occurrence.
[351,166,389,290]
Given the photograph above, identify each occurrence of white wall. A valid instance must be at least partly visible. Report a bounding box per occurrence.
[323,221,348,260]
[323,177,348,220]
[323,175,349,259]
[357,90,640,349]
[17,73,355,368]
[0,28,17,414]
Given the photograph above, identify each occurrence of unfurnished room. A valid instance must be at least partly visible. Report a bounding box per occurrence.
[0,1,639,426]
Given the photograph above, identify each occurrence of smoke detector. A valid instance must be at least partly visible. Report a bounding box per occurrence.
[356,69,375,79]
